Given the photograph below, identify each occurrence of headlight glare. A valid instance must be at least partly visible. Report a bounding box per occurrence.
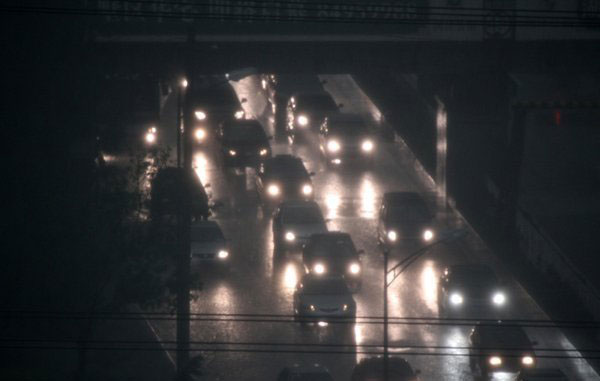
[361,139,374,152]
[309,304,316,311]
[522,356,534,366]
[217,250,229,259]
[194,128,206,141]
[423,229,434,241]
[327,140,341,152]
[228,150,237,156]
[195,110,207,121]
[234,110,245,119]
[285,232,295,242]
[259,148,268,156]
[314,263,326,274]
[387,230,397,242]
[349,263,361,274]
[489,356,502,366]
[342,304,348,311]
[450,292,464,305]
[302,184,313,195]
[492,292,506,306]
[145,131,156,144]
[267,184,280,196]
[297,115,309,126]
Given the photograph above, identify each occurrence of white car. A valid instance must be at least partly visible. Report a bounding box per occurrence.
[190,221,229,265]
[272,200,328,255]
[293,275,356,324]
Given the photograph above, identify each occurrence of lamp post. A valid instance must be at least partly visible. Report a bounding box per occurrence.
[381,228,467,381]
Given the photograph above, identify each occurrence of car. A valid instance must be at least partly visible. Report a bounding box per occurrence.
[438,264,508,317]
[286,92,340,142]
[150,167,210,224]
[517,368,569,381]
[276,363,334,381]
[190,220,229,266]
[377,192,436,247]
[256,155,315,205]
[318,113,377,166]
[261,74,326,115]
[272,200,328,255]
[191,82,246,144]
[351,356,420,381]
[293,274,356,324]
[217,119,271,168]
[469,322,537,379]
[302,232,362,291]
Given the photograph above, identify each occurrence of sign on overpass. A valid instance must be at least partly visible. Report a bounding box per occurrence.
[89,0,600,42]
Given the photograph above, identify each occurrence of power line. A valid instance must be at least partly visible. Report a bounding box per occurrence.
[2,5,599,28]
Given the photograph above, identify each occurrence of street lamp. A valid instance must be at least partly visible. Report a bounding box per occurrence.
[381,228,467,381]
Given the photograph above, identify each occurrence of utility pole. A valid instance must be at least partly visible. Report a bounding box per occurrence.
[383,247,389,381]
[176,80,184,168]
[176,42,194,380]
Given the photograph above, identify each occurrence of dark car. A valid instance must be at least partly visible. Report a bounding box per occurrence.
[293,274,356,324]
[351,356,420,381]
[256,155,315,205]
[319,113,377,166]
[150,167,210,224]
[276,363,334,381]
[377,192,436,247]
[218,119,271,168]
[438,264,508,317]
[518,368,569,381]
[286,92,340,142]
[302,232,362,291]
[191,82,246,145]
[190,220,230,267]
[273,200,328,255]
[469,322,537,378]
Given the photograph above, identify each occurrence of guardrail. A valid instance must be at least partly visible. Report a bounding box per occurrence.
[516,207,600,320]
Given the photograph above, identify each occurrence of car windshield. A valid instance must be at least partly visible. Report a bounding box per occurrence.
[265,159,307,178]
[308,236,356,257]
[302,279,349,295]
[388,201,431,223]
[283,206,324,224]
[296,94,337,113]
[223,122,265,143]
[451,266,498,286]
[480,325,531,348]
[191,226,224,242]
[329,121,369,136]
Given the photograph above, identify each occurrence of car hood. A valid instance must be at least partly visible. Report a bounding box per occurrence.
[299,293,355,309]
[191,239,226,253]
[282,222,328,238]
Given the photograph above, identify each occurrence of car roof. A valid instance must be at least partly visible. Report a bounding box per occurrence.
[264,155,306,172]
[383,191,425,204]
[301,274,347,286]
[352,356,416,378]
[308,231,351,242]
[222,119,263,129]
[446,264,497,279]
[476,323,532,348]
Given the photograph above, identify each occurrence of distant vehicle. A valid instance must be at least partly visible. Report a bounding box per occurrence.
[302,232,362,291]
[319,113,377,166]
[150,167,210,223]
[256,155,315,205]
[272,200,328,255]
[286,92,340,142]
[351,356,420,381]
[261,74,326,115]
[218,119,271,169]
[190,220,229,265]
[191,82,246,144]
[276,363,334,381]
[293,274,356,324]
[377,192,436,247]
[438,264,508,317]
[517,368,569,381]
[469,322,537,379]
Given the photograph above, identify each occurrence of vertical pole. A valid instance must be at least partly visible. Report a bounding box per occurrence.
[176,49,194,379]
[435,96,448,215]
[383,248,389,381]
[176,86,182,168]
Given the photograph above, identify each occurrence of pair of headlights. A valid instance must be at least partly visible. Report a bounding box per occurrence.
[307,304,349,312]
[195,109,245,121]
[449,291,506,306]
[326,139,374,153]
[267,184,313,197]
[312,262,360,275]
[488,355,534,367]
[145,127,157,144]
[387,229,434,242]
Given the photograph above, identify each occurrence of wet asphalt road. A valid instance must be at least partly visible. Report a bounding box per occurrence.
[148,74,599,381]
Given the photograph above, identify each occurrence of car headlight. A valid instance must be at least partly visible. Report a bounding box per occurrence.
[194,128,206,141]
[234,110,245,119]
[309,304,316,311]
[297,115,309,126]
[349,263,361,274]
[259,148,268,156]
[342,304,348,311]
[521,355,534,366]
[327,140,340,153]
[285,232,295,242]
[217,250,229,259]
[492,292,506,306]
[195,110,207,121]
[302,184,313,195]
[489,356,502,366]
[145,131,156,144]
[313,263,326,274]
[267,184,280,196]
[228,149,237,156]
[423,229,434,241]
[387,230,397,242]
[361,139,374,152]
[450,292,464,305]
